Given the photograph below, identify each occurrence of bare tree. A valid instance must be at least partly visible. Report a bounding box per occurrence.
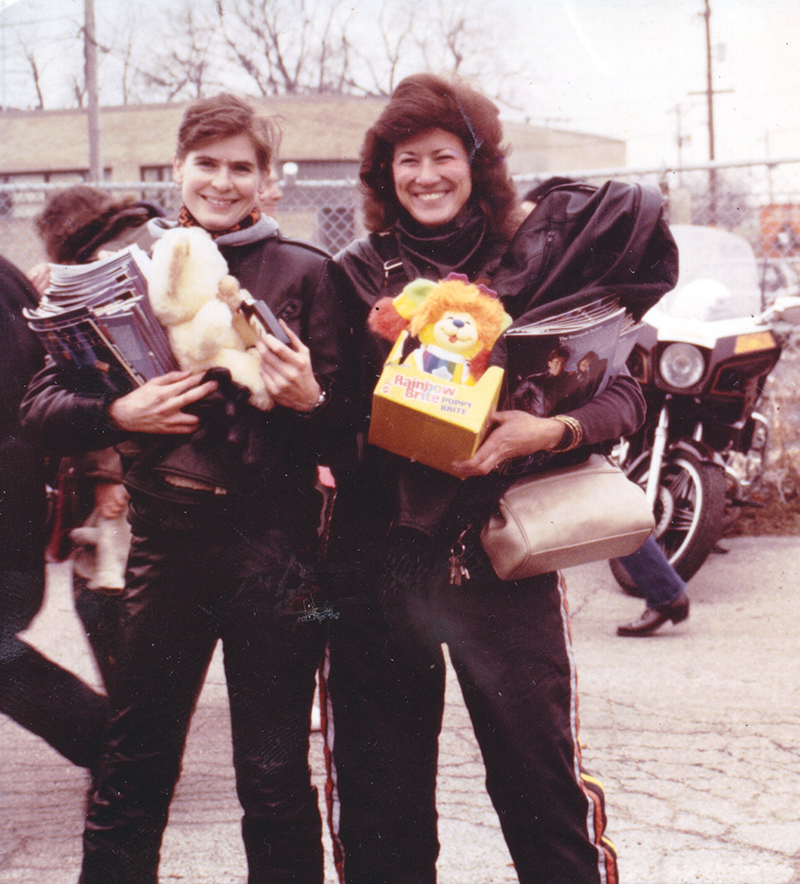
[346,0,419,96]
[441,15,468,72]
[103,10,142,105]
[219,0,353,95]
[18,40,46,109]
[70,74,87,108]
[133,3,225,102]
[416,0,527,106]
[1,0,535,111]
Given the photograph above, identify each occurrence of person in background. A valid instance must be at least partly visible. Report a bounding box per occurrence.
[324,73,677,884]
[28,186,167,684]
[520,176,579,215]
[258,164,284,217]
[0,252,108,770]
[614,536,690,636]
[22,92,355,884]
[28,185,164,293]
[523,177,690,639]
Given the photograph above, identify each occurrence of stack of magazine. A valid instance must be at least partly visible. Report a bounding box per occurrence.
[501,295,640,474]
[24,245,178,395]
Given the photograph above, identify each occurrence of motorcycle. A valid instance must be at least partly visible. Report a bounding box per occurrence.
[611,224,800,594]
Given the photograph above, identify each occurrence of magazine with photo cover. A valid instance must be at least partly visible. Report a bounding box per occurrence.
[500,295,640,474]
[504,296,637,417]
[23,245,179,395]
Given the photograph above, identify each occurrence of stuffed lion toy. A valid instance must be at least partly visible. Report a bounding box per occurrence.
[369,274,512,385]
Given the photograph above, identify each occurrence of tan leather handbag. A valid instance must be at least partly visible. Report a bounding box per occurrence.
[480,453,655,581]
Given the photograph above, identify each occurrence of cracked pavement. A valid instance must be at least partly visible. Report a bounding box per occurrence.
[2,535,799,883]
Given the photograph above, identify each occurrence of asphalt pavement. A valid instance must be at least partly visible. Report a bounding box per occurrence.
[2,535,800,884]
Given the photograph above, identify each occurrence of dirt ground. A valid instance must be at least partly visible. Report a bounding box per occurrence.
[724,474,800,537]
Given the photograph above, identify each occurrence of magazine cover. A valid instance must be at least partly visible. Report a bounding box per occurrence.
[23,246,178,395]
[504,296,632,417]
[499,296,638,475]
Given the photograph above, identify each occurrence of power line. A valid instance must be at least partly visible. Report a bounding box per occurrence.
[0,15,76,28]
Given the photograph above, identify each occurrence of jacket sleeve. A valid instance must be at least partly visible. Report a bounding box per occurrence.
[0,257,44,439]
[563,368,645,446]
[20,358,127,457]
[292,258,364,445]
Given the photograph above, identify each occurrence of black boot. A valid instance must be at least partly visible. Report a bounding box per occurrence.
[617,592,690,637]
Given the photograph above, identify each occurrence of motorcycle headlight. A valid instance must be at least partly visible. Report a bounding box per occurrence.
[659,343,705,389]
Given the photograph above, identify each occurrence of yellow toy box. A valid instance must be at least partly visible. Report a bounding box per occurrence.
[369,331,504,476]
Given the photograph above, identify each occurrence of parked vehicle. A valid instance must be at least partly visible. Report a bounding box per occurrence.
[759,257,800,309]
[611,225,800,594]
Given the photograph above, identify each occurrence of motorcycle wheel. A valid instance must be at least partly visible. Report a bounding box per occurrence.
[610,450,727,597]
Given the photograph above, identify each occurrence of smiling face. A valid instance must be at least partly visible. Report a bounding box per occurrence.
[431,311,480,356]
[392,128,472,228]
[173,133,264,232]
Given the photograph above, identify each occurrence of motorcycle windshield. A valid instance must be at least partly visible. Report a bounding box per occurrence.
[651,225,762,322]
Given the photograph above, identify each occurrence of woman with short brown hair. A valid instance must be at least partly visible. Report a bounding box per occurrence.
[23,92,354,884]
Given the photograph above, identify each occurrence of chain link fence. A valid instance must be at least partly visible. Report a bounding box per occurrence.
[2,159,799,488]
[4,158,800,276]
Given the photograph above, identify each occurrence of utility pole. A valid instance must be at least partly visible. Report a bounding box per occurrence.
[703,0,715,162]
[688,0,732,224]
[700,0,717,221]
[84,0,102,183]
[671,104,689,183]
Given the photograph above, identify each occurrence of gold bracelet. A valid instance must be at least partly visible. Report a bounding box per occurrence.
[552,415,584,451]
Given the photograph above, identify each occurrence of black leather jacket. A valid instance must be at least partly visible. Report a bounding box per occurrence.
[333,181,678,533]
[20,227,358,522]
[1,255,47,570]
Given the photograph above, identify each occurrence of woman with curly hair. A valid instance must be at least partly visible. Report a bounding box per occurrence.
[324,72,678,884]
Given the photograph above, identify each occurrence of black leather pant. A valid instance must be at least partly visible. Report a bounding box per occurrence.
[80,494,325,884]
[73,576,122,689]
[326,496,618,884]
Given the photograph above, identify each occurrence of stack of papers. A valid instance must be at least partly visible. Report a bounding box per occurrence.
[24,246,178,395]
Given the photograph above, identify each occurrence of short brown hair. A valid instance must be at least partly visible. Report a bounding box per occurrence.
[176,93,281,173]
[359,73,519,240]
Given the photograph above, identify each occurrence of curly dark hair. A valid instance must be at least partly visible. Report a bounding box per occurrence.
[176,93,281,173]
[35,185,164,264]
[359,73,520,241]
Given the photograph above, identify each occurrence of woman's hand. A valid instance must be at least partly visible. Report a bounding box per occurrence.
[256,321,322,412]
[27,263,51,296]
[108,371,218,434]
[451,410,565,478]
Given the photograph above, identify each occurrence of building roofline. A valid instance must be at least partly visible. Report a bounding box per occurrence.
[0,94,390,118]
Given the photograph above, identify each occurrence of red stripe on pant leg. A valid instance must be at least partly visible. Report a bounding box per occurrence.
[581,772,619,884]
[557,572,619,884]
[319,643,346,884]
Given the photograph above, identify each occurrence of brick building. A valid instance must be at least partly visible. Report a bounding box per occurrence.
[0,96,624,265]
[0,95,624,185]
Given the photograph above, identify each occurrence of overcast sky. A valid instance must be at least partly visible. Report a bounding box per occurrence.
[497,0,800,169]
[1,0,798,171]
